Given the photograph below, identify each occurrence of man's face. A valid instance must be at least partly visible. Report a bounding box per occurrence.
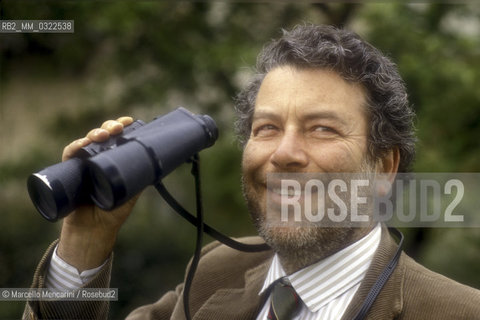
[242,65,373,253]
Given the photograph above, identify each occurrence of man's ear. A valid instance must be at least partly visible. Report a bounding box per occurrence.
[379,147,400,176]
[375,147,400,197]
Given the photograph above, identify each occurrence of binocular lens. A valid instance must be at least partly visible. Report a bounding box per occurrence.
[27,174,58,221]
[27,158,87,221]
[90,164,115,211]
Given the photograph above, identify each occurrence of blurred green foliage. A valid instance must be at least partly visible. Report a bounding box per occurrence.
[1,1,479,319]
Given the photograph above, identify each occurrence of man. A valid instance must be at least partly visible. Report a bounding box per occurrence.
[24,24,480,319]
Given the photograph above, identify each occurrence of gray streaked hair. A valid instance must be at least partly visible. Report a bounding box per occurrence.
[234,24,416,172]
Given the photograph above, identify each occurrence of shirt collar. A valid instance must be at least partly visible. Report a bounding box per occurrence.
[259,224,382,312]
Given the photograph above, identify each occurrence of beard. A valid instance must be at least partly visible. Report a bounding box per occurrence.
[241,160,377,272]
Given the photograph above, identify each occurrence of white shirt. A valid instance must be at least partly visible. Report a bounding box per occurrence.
[256,224,381,320]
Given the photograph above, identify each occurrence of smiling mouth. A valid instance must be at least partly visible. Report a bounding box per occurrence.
[268,186,302,197]
[265,183,320,207]
[265,178,315,195]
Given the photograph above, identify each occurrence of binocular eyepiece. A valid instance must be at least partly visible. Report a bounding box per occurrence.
[27,107,218,222]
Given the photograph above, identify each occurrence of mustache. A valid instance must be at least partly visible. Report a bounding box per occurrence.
[265,172,379,189]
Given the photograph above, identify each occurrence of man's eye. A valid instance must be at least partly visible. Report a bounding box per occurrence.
[253,124,278,136]
[314,126,333,132]
[312,126,338,135]
[260,124,277,131]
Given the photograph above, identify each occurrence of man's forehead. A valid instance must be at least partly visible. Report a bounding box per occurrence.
[253,66,369,122]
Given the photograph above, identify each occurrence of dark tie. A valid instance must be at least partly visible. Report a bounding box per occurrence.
[267,278,301,320]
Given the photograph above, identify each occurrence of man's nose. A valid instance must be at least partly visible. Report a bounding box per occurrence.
[270,129,309,170]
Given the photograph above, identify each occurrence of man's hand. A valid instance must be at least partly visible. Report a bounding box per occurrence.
[57,117,139,272]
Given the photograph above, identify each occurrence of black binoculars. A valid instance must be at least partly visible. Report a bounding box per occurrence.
[27,107,218,222]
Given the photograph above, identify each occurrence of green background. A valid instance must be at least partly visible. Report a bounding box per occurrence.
[1,1,479,319]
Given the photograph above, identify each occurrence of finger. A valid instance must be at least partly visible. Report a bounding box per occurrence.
[87,128,109,142]
[101,120,123,135]
[116,116,134,127]
[62,137,91,161]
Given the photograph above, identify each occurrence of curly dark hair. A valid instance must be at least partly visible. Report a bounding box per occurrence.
[234,24,416,172]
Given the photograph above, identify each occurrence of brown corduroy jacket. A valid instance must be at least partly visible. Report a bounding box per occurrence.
[24,227,480,319]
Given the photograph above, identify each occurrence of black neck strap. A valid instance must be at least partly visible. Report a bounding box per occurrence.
[154,180,270,253]
[155,156,404,320]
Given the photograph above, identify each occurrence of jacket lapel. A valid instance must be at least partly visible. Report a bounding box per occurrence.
[193,257,272,320]
[341,225,405,320]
